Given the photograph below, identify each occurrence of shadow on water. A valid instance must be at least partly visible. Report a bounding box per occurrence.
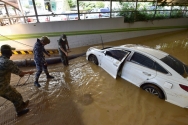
[16,70,84,125]
[0,29,188,125]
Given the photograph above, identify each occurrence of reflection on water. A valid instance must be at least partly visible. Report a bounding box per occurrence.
[0,29,188,125]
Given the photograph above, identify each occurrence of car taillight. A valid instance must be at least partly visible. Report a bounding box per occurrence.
[179,84,188,92]
[62,17,67,20]
[45,17,49,22]
[99,13,102,17]
[75,17,78,20]
[27,18,31,22]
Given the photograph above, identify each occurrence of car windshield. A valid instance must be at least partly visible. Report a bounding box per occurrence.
[161,55,188,77]
[102,46,112,50]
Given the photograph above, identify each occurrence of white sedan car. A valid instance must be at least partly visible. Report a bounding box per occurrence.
[86,44,188,108]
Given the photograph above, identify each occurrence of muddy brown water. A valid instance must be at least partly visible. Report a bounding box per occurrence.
[0,29,188,125]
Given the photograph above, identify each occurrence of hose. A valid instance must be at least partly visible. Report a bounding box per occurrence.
[14,52,86,67]
[16,75,31,86]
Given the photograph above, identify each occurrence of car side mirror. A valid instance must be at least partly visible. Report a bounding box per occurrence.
[104,51,107,56]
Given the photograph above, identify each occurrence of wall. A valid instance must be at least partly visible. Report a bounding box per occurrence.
[0,17,188,50]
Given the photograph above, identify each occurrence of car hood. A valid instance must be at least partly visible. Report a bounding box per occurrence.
[91,45,113,50]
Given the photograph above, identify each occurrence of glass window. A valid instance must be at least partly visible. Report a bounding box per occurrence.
[79,1,110,20]
[161,55,186,76]
[154,62,168,74]
[29,0,33,5]
[130,52,154,69]
[106,50,128,61]
[137,2,154,11]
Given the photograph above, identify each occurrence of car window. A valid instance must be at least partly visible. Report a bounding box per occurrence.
[130,52,155,69]
[184,65,188,74]
[68,14,77,16]
[161,55,186,77]
[106,50,128,61]
[154,62,168,74]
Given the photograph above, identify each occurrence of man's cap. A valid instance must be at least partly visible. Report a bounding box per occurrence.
[62,34,67,39]
[1,44,15,51]
[41,36,50,44]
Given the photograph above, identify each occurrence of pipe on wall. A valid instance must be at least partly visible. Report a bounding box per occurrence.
[14,53,86,67]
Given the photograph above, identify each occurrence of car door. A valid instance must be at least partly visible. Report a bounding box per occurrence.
[121,52,157,86]
[100,50,129,79]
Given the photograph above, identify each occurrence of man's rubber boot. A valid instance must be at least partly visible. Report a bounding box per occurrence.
[34,81,41,87]
[47,75,54,79]
[17,100,30,117]
[17,108,30,117]
[23,100,29,108]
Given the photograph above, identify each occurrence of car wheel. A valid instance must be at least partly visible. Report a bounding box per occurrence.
[88,55,98,65]
[142,84,165,99]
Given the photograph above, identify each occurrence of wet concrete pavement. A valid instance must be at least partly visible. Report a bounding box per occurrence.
[0,29,188,125]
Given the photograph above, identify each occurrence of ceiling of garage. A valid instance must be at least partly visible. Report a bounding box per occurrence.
[0,0,19,10]
[157,0,188,5]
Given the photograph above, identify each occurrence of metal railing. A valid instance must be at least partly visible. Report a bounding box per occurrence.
[0,9,188,26]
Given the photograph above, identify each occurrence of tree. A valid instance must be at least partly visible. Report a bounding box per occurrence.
[68,0,76,8]
[79,2,96,11]
[96,2,105,8]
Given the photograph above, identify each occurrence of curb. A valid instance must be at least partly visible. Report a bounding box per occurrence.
[13,53,86,67]
[0,50,59,55]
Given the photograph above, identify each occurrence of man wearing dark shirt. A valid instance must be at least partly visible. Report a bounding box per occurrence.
[33,36,54,87]
[0,44,34,116]
[58,34,70,66]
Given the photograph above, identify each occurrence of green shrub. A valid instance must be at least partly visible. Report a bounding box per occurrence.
[170,10,184,18]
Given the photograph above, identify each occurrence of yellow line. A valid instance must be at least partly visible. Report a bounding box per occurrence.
[28,51,33,54]
[1,50,58,55]
[10,50,59,54]
[13,51,19,54]
[20,51,26,54]
[49,50,53,54]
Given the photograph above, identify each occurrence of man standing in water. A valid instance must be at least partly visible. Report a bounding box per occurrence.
[0,44,34,116]
[58,34,70,66]
[33,36,54,87]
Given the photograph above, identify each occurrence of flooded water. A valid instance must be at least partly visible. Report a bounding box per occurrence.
[0,29,188,125]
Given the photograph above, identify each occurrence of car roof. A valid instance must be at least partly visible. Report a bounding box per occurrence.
[100,8,110,12]
[120,44,169,59]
